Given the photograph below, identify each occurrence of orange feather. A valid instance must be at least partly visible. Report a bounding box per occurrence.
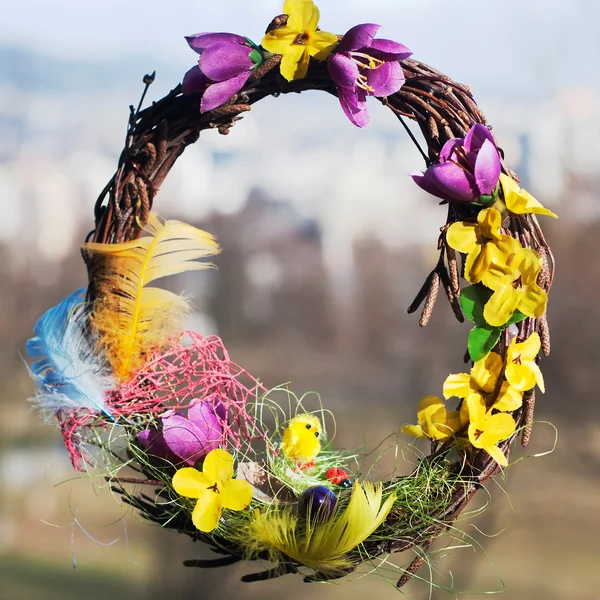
[83,214,220,381]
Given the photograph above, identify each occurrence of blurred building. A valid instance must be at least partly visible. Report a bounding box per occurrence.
[201,189,334,350]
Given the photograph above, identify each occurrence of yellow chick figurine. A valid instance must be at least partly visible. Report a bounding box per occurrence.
[281,414,322,468]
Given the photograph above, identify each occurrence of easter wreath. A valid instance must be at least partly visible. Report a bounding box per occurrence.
[27,0,556,592]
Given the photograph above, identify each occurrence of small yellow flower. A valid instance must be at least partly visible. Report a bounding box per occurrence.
[401,395,465,442]
[261,0,338,81]
[443,351,502,400]
[172,448,253,532]
[483,248,547,327]
[505,332,545,393]
[466,393,516,467]
[446,208,522,286]
[492,382,523,412]
[500,174,557,219]
[444,352,523,412]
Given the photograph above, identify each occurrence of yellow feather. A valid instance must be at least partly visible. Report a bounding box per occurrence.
[242,481,395,575]
[83,214,220,381]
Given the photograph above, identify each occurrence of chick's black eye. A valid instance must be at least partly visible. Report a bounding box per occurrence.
[315,432,319,438]
[306,424,312,429]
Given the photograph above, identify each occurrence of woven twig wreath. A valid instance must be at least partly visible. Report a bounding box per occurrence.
[27,0,556,592]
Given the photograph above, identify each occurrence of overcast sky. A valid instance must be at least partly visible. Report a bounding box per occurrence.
[1,0,598,100]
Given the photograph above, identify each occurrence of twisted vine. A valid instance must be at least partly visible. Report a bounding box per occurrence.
[87,55,553,588]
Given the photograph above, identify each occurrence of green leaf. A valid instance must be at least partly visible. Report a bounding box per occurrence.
[506,309,527,326]
[460,286,493,325]
[249,48,264,67]
[468,325,502,362]
[478,194,494,207]
[462,286,526,329]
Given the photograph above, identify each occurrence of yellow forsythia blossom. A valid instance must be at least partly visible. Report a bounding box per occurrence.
[505,332,545,393]
[401,395,466,442]
[261,0,338,81]
[500,174,557,218]
[446,208,522,286]
[172,449,252,532]
[466,393,516,467]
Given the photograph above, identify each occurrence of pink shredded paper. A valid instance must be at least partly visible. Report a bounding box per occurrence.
[59,332,269,469]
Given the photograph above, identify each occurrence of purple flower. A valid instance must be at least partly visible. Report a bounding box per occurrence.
[138,397,225,466]
[184,32,263,113]
[327,24,412,128]
[411,124,502,203]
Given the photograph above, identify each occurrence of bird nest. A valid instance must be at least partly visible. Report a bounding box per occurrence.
[27,0,556,593]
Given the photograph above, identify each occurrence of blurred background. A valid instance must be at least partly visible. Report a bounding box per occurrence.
[1,1,599,598]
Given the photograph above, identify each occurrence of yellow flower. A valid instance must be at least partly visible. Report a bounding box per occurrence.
[444,352,523,412]
[483,248,547,327]
[172,448,253,532]
[446,208,522,286]
[261,0,338,81]
[505,332,545,393]
[443,351,502,399]
[500,174,557,219]
[401,395,465,442]
[492,382,523,412]
[466,394,516,467]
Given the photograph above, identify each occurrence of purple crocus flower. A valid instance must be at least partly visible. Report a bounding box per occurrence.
[138,397,225,466]
[183,32,263,113]
[411,124,502,203]
[327,24,412,128]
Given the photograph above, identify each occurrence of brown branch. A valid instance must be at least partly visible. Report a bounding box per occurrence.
[87,58,491,247]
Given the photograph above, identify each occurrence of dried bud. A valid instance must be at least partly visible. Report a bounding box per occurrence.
[265,14,288,34]
[506,324,519,345]
[143,71,156,85]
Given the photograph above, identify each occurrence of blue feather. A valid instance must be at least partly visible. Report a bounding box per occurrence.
[27,289,113,417]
